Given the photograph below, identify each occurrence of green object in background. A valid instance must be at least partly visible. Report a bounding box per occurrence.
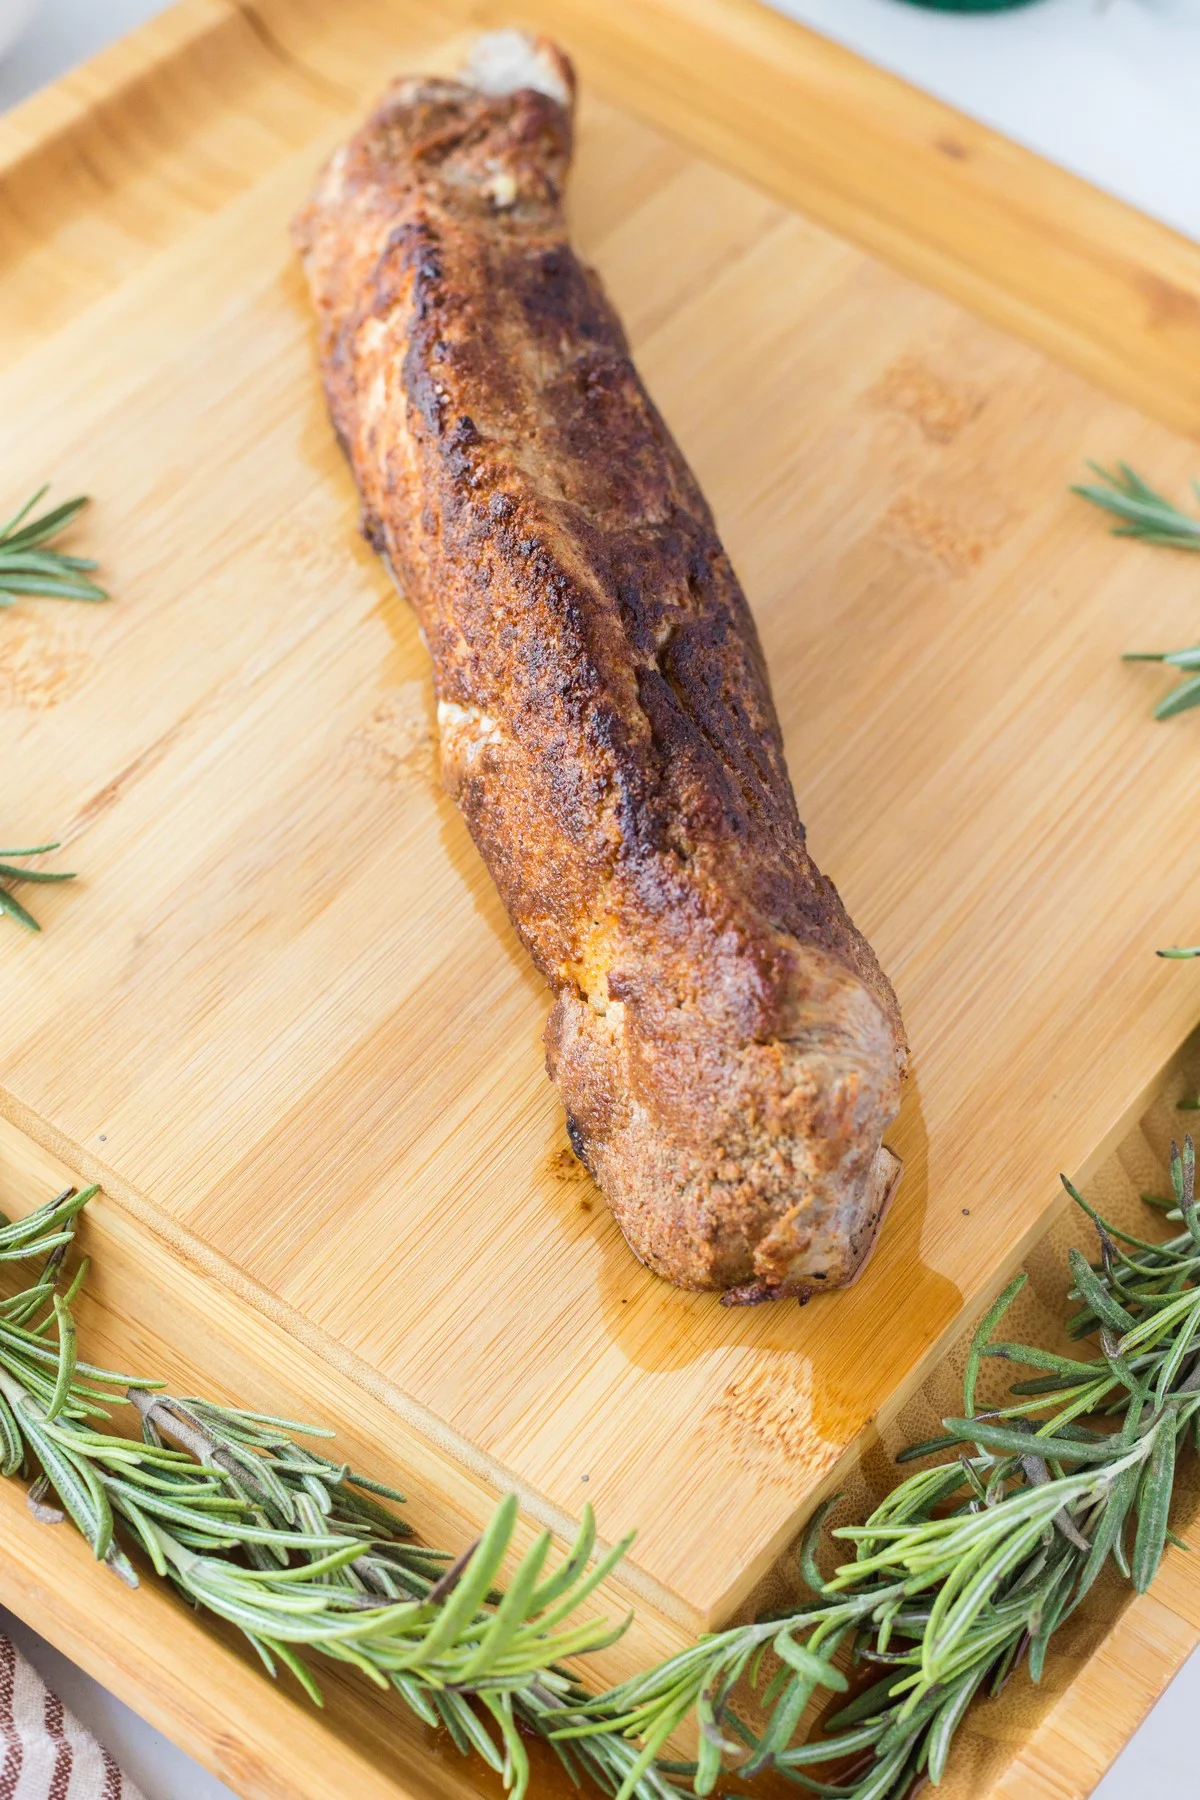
[897,0,1043,11]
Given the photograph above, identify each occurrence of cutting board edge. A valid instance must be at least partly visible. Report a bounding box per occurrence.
[6,998,1197,1641]
[6,1034,1200,1800]
[4,0,1200,1642]
[0,1089,709,1637]
[705,1020,1200,1631]
[7,0,1200,1792]
[8,0,1200,441]
[480,0,1200,441]
[0,0,234,169]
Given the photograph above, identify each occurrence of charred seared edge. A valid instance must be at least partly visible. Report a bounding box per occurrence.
[294,30,907,1300]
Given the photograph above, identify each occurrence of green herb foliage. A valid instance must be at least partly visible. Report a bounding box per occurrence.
[564,1143,1200,1798]
[1074,463,1200,720]
[8,1149,1200,1800]
[0,844,75,932]
[3,486,100,933]
[1074,462,1200,954]
[1073,462,1200,553]
[0,1187,659,1800]
[2,463,1199,1791]
[0,489,106,605]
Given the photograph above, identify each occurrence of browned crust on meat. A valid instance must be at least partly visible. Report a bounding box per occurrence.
[293,33,907,1299]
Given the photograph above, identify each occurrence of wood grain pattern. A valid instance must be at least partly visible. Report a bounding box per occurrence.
[3,1037,1198,1800]
[813,1049,1200,1800]
[0,1117,687,1800]
[222,0,1200,444]
[5,1,1200,1795]
[8,0,1200,1630]
[487,0,1200,443]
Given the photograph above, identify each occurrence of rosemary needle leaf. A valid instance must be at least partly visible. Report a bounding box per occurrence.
[798,1494,844,1592]
[963,1274,1026,1420]
[1154,674,1200,720]
[0,486,49,541]
[1068,1247,1137,1333]
[45,1295,76,1422]
[0,865,74,885]
[895,1433,959,1464]
[0,570,105,604]
[0,888,42,933]
[0,487,80,543]
[1132,1426,1176,1593]
[0,1397,23,1479]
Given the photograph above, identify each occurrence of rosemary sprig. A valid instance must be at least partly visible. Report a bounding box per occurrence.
[1074,462,1200,720]
[0,1191,648,1800]
[0,843,75,932]
[565,1412,1132,1795]
[2,485,99,936]
[1073,462,1200,552]
[10,1152,1200,1800]
[0,489,106,604]
[560,1142,1200,1798]
[1074,460,1200,952]
[126,1394,680,1799]
[2,483,100,934]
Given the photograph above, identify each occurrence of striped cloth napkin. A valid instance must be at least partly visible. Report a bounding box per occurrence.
[0,1636,142,1800]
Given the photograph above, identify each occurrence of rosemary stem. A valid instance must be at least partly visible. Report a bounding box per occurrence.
[5,1150,1200,1800]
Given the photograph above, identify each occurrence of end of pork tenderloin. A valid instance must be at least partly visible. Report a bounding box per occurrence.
[546,927,903,1301]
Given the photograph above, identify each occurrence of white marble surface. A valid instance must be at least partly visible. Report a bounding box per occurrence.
[775,0,1200,243]
[3,1,1200,1795]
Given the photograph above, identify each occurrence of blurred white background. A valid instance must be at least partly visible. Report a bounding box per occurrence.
[778,0,1200,241]
[3,0,1200,1795]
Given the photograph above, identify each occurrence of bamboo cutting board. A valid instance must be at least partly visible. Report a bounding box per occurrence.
[5,1,1200,1795]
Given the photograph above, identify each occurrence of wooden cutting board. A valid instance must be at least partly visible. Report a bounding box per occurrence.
[5,0,1200,1794]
